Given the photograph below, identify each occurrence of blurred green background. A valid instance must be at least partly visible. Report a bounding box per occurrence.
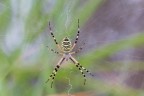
[0,0,144,96]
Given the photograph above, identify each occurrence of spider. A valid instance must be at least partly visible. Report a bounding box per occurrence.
[46,19,93,88]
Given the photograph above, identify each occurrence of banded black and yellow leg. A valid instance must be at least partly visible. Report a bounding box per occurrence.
[46,57,65,88]
[46,46,62,55]
[69,56,86,85]
[70,43,85,54]
[78,64,94,76]
[70,56,94,75]
[45,65,60,84]
[78,65,86,85]
[72,19,80,49]
[48,22,61,51]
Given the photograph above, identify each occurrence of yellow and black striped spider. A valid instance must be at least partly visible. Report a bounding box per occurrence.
[46,19,93,88]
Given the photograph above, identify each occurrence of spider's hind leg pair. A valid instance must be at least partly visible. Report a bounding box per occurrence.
[46,19,94,88]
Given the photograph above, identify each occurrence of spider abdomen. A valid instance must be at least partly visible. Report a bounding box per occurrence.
[61,37,72,52]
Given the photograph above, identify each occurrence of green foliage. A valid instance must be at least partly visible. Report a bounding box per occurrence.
[80,33,144,64]
[0,0,11,33]
[0,0,143,96]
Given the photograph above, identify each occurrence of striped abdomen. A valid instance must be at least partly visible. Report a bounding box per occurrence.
[61,37,72,52]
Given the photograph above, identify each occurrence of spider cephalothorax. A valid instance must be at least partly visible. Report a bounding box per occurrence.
[46,19,93,88]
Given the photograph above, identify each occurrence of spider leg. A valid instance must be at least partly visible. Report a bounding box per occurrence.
[46,46,62,55]
[70,43,85,54]
[70,56,94,76]
[72,19,80,50]
[46,57,65,88]
[69,56,86,85]
[48,21,62,51]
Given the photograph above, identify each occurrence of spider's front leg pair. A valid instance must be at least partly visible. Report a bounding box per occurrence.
[46,19,81,55]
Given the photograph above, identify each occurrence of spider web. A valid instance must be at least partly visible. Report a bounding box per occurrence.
[65,69,75,96]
